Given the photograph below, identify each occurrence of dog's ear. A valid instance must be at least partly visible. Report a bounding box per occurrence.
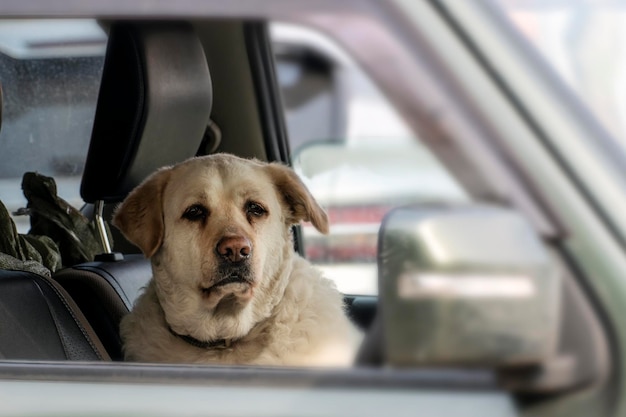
[266,163,329,234]
[112,167,172,258]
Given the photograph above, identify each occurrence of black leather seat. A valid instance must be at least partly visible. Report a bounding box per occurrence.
[54,255,150,360]
[0,269,110,360]
[54,21,213,360]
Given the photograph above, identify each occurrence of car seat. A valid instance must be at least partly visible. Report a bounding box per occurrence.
[0,269,110,360]
[54,21,213,360]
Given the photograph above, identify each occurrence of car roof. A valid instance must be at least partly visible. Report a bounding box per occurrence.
[0,0,371,19]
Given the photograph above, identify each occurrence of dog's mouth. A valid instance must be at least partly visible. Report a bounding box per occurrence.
[199,263,255,310]
[200,274,254,311]
[201,275,252,293]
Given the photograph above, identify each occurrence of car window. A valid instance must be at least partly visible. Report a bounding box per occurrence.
[0,19,106,233]
[271,23,469,295]
[498,1,626,150]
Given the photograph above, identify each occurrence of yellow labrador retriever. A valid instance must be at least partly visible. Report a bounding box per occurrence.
[113,153,360,366]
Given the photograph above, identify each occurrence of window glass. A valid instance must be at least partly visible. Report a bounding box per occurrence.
[271,23,468,295]
[0,19,106,232]
[497,1,626,149]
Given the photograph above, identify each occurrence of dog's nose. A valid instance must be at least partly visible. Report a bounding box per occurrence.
[216,236,252,263]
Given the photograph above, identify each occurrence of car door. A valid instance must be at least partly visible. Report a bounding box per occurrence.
[0,0,618,416]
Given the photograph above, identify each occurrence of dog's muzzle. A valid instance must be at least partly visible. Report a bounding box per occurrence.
[199,235,255,306]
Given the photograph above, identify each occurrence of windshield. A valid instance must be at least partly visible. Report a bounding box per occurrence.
[496,0,626,150]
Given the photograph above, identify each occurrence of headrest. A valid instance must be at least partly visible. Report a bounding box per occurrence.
[80,22,212,203]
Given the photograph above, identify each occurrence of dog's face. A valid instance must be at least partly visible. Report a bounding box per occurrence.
[113,154,328,340]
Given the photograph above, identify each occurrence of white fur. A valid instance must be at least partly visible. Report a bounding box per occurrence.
[115,154,360,366]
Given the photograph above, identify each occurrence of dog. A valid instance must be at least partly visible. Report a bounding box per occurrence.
[113,153,360,366]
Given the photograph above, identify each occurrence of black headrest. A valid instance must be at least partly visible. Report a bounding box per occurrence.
[80,22,212,203]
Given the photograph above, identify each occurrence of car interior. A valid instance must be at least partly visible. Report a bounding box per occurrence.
[0,13,616,415]
[0,19,380,362]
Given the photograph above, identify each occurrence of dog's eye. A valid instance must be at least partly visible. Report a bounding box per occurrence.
[246,201,267,218]
[182,204,208,222]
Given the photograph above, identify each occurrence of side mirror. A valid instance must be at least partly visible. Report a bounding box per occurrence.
[377,204,561,367]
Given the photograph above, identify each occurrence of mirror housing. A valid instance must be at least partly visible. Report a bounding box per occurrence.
[378,204,561,367]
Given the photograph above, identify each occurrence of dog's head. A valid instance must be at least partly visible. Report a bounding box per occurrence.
[113,154,328,341]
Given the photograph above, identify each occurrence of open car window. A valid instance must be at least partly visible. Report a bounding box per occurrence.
[0,18,470,298]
